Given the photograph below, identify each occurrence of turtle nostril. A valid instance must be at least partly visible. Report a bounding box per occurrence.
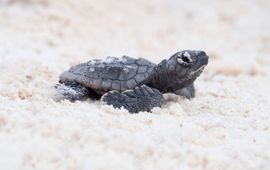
[194,51,206,56]
[199,51,206,56]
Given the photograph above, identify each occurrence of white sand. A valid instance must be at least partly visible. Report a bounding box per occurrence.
[0,0,270,169]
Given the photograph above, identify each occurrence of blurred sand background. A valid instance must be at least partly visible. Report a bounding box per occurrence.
[0,0,270,169]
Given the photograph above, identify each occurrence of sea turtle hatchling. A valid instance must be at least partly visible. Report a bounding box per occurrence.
[56,50,209,113]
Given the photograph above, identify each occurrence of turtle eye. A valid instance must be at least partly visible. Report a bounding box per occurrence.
[177,52,193,66]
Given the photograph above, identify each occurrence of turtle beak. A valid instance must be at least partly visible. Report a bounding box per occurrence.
[195,51,208,65]
[187,51,208,79]
[189,65,206,77]
[201,54,209,65]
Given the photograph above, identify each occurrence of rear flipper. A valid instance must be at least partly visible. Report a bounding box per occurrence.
[175,83,195,99]
[55,81,100,101]
[102,85,164,113]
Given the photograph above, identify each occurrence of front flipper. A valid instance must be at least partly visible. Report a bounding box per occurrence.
[55,81,99,101]
[101,85,164,113]
[175,83,195,99]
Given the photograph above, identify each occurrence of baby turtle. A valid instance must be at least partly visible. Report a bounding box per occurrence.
[56,50,208,113]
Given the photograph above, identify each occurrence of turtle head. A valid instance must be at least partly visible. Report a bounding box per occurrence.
[166,50,208,88]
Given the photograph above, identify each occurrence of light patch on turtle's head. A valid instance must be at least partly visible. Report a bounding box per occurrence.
[177,51,194,66]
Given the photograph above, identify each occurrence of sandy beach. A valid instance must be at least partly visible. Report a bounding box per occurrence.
[0,0,270,169]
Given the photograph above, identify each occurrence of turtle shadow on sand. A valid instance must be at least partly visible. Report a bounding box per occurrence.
[55,50,209,113]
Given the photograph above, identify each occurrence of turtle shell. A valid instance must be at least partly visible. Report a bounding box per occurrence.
[60,56,156,93]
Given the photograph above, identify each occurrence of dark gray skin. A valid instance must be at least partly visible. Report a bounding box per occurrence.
[56,50,209,113]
